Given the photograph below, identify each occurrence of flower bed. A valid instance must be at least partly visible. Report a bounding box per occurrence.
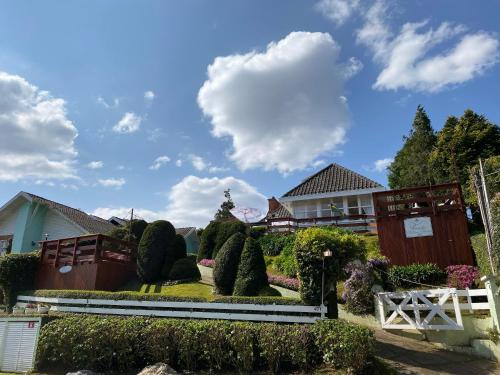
[446,265,480,289]
[198,258,215,268]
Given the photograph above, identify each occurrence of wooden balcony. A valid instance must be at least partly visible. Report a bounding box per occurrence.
[267,214,376,233]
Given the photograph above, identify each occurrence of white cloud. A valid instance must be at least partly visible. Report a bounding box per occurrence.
[98,177,126,189]
[198,31,357,174]
[92,207,164,222]
[175,159,182,167]
[373,158,393,172]
[0,71,78,182]
[147,127,164,142]
[97,96,120,109]
[188,154,208,171]
[315,0,360,26]
[112,112,142,133]
[208,166,229,174]
[144,90,155,102]
[357,1,500,92]
[149,155,171,170]
[86,161,104,169]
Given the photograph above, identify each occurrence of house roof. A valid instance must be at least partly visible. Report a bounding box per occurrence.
[266,202,292,220]
[282,163,383,198]
[175,227,196,237]
[21,192,116,234]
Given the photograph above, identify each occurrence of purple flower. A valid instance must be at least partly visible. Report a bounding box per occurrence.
[267,273,300,291]
[446,265,479,289]
[198,258,215,268]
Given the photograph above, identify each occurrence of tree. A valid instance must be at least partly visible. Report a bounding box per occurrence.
[388,105,436,189]
[430,109,500,189]
[197,221,220,261]
[214,189,235,221]
[213,232,246,295]
[233,237,269,296]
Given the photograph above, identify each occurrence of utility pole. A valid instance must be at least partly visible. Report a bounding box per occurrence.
[129,208,134,239]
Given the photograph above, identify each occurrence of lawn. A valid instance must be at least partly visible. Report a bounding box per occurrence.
[120,279,216,300]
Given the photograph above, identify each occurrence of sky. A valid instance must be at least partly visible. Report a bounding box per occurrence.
[0,0,499,228]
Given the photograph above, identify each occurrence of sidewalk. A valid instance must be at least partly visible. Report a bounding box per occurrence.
[375,329,500,374]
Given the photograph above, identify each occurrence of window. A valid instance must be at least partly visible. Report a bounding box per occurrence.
[359,194,373,215]
[294,202,317,219]
[347,196,359,215]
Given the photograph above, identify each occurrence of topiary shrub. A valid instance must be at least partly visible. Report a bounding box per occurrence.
[137,220,176,282]
[294,227,365,306]
[161,234,187,279]
[129,219,148,243]
[213,232,246,295]
[168,255,201,281]
[388,263,445,289]
[197,221,220,261]
[0,252,39,307]
[233,237,269,296]
[213,220,247,258]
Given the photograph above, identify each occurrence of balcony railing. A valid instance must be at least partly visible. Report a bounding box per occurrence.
[267,214,376,233]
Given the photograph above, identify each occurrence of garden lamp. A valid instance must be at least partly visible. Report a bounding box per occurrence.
[321,249,333,312]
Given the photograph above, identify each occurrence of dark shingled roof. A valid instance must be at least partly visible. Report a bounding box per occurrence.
[175,227,195,237]
[266,202,292,220]
[23,192,116,234]
[282,163,383,197]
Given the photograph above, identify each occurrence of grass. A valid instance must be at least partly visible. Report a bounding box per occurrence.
[120,280,216,300]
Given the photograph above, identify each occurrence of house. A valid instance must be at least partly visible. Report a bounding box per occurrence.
[0,192,116,254]
[175,227,200,254]
[265,163,385,233]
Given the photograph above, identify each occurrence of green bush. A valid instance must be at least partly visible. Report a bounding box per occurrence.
[161,234,187,279]
[362,234,382,259]
[295,227,365,305]
[213,232,246,295]
[312,319,374,373]
[106,227,131,241]
[107,219,148,243]
[259,233,295,256]
[471,232,491,276]
[214,220,247,258]
[197,221,220,261]
[0,252,39,307]
[388,263,446,289]
[37,316,373,374]
[137,220,176,282]
[168,256,201,281]
[273,238,298,277]
[233,237,269,296]
[249,226,267,239]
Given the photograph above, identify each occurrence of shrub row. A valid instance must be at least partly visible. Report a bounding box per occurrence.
[0,251,39,306]
[37,316,373,374]
[258,233,295,256]
[388,263,446,289]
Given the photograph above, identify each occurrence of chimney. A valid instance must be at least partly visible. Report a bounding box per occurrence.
[268,197,280,212]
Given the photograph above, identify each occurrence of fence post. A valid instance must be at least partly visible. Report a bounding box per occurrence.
[374,292,386,326]
[482,275,500,333]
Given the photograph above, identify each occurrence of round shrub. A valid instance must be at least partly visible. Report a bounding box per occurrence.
[233,237,269,296]
[213,232,246,295]
[213,220,247,258]
[197,221,220,261]
[129,219,148,243]
[0,252,39,307]
[161,234,187,279]
[168,256,201,281]
[137,220,176,282]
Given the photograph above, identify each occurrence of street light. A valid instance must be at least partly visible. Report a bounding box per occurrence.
[321,249,333,315]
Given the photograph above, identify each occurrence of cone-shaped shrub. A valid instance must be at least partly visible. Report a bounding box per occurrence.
[137,220,176,282]
[129,219,148,243]
[213,220,247,258]
[168,255,201,281]
[161,234,188,279]
[197,221,220,261]
[233,237,269,296]
[213,232,246,295]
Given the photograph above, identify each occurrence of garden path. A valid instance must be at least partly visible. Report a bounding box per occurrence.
[375,329,500,374]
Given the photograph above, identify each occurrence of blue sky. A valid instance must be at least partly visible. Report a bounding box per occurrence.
[1,0,499,227]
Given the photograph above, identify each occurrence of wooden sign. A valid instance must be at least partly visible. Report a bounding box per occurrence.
[404,217,433,238]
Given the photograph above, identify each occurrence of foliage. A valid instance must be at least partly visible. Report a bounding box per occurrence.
[106,219,148,243]
[197,221,220,261]
[233,237,269,296]
[388,263,446,289]
[471,231,491,276]
[267,274,300,291]
[367,257,391,289]
[249,225,267,239]
[106,226,132,241]
[137,220,176,282]
[213,232,246,295]
[294,227,365,305]
[493,193,500,275]
[312,319,374,373]
[213,220,247,258]
[129,219,148,242]
[363,234,382,259]
[343,262,375,314]
[388,105,436,189]
[168,255,201,281]
[258,233,295,256]
[0,252,39,306]
[198,258,215,268]
[37,316,372,374]
[273,237,298,277]
[465,156,500,208]
[446,265,480,289]
[214,188,235,221]
[161,234,187,279]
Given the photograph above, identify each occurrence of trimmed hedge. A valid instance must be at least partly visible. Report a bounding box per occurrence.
[0,252,39,306]
[161,234,187,279]
[233,237,269,296]
[273,239,298,277]
[36,316,374,374]
[388,263,446,289]
[259,233,295,256]
[213,220,247,258]
[168,256,201,281]
[137,220,176,282]
[213,232,246,295]
[197,221,220,261]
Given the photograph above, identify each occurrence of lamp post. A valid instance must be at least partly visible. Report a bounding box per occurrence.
[321,249,333,316]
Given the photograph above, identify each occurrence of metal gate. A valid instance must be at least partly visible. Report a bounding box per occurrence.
[0,317,41,373]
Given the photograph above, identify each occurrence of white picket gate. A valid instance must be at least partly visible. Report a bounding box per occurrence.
[376,288,491,331]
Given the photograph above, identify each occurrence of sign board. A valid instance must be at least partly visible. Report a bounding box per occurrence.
[404,216,433,238]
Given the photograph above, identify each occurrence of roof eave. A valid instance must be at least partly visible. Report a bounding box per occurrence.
[279,186,386,203]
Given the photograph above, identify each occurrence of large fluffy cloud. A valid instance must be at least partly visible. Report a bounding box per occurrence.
[198,32,359,174]
[357,0,500,92]
[92,175,267,228]
[0,71,78,181]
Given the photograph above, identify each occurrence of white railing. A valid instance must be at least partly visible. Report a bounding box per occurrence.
[17,295,326,324]
[376,288,491,331]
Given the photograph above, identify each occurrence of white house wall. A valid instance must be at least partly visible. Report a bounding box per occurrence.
[0,210,17,236]
[284,194,375,219]
[41,210,85,241]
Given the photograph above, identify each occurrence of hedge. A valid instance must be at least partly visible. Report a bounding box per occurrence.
[168,256,201,281]
[259,233,295,256]
[197,221,220,261]
[213,232,246,295]
[36,316,374,374]
[388,263,446,289]
[273,239,298,277]
[161,234,187,279]
[233,237,268,296]
[0,252,39,306]
[213,220,247,258]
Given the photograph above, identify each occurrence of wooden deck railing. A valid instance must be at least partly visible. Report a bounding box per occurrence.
[267,214,376,233]
[40,234,137,267]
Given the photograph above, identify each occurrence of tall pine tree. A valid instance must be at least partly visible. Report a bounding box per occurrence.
[388,105,436,189]
[214,189,235,221]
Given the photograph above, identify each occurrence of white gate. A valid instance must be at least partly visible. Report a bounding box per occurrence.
[376,288,490,331]
[0,317,41,373]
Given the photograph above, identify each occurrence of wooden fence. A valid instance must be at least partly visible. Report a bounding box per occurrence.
[17,295,326,324]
